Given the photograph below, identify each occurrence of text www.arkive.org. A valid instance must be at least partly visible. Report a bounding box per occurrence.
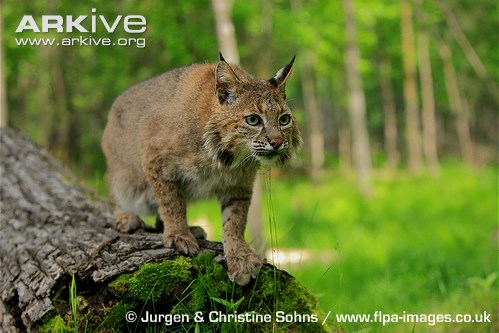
[15,36,146,48]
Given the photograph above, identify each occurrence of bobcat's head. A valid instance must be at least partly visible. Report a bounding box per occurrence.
[204,54,302,169]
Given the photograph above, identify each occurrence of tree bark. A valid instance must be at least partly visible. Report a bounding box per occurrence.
[417,34,440,174]
[438,3,488,82]
[290,0,325,182]
[378,57,400,171]
[210,0,239,65]
[0,128,324,332]
[440,44,474,165]
[338,126,352,173]
[400,0,423,174]
[343,0,372,195]
[439,4,498,103]
[0,128,222,330]
[300,51,325,182]
[416,0,440,175]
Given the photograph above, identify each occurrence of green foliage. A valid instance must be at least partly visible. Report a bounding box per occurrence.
[40,315,72,333]
[185,165,497,332]
[124,257,192,302]
[274,165,497,332]
[4,0,498,176]
[70,274,78,332]
[5,1,497,331]
[103,253,328,332]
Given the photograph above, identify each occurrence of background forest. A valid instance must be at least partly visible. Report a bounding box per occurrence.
[2,0,498,332]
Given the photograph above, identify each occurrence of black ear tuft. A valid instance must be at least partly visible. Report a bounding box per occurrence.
[219,52,226,62]
[269,56,296,93]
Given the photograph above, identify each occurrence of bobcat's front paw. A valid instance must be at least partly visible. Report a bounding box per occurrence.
[225,244,263,286]
[163,230,199,255]
[115,212,146,233]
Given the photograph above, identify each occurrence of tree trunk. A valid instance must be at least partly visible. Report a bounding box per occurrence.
[400,0,423,174]
[0,127,215,329]
[210,0,239,65]
[438,3,489,81]
[300,51,325,182]
[37,46,52,149]
[416,0,440,175]
[378,57,400,170]
[0,128,324,332]
[290,0,325,182]
[440,44,474,165]
[338,126,352,173]
[439,4,498,103]
[342,0,372,195]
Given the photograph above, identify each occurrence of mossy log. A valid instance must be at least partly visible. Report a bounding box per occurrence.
[0,128,328,332]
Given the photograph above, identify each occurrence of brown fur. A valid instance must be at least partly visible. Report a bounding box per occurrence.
[101,55,301,285]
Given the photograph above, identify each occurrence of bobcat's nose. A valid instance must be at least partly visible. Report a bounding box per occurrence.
[269,138,283,150]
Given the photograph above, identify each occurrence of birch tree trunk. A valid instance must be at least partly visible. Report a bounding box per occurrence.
[441,5,498,103]
[338,126,352,173]
[300,51,324,182]
[440,44,474,165]
[378,57,400,171]
[417,33,439,174]
[400,0,423,174]
[416,0,440,175]
[438,3,491,84]
[210,0,239,65]
[343,0,372,195]
[290,0,325,182]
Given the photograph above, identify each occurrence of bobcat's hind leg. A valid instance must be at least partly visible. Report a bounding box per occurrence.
[143,153,199,255]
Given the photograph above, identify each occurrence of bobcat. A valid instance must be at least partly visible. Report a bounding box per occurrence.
[101,54,301,286]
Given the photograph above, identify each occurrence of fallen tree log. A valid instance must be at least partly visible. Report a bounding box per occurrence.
[0,128,327,332]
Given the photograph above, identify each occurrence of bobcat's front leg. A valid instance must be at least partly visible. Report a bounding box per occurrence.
[221,196,262,286]
[144,158,198,255]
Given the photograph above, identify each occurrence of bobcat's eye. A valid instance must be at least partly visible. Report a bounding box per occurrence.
[246,115,262,126]
[279,114,291,126]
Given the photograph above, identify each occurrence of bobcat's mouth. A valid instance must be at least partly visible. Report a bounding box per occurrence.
[253,150,289,167]
[254,150,280,159]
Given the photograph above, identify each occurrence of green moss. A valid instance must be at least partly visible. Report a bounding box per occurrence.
[173,253,239,315]
[99,301,138,332]
[103,256,195,331]
[109,256,193,302]
[41,254,329,332]
[107,273,130,297]
[39,315,72,333]
[245,266,328,332]
[128,256,192,302]
[174,253,328,332]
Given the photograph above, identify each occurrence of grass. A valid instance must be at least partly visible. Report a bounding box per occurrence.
[83,163,498,332]
[184,164,498,332]
[70,274,78,332]
[103,253,325,332]
[52,254,325,332]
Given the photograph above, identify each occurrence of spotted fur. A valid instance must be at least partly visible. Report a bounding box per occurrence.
[101,55,301,286]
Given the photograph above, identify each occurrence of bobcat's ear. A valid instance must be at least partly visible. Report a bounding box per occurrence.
[269,56,296,99]
[215,53,240,105]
